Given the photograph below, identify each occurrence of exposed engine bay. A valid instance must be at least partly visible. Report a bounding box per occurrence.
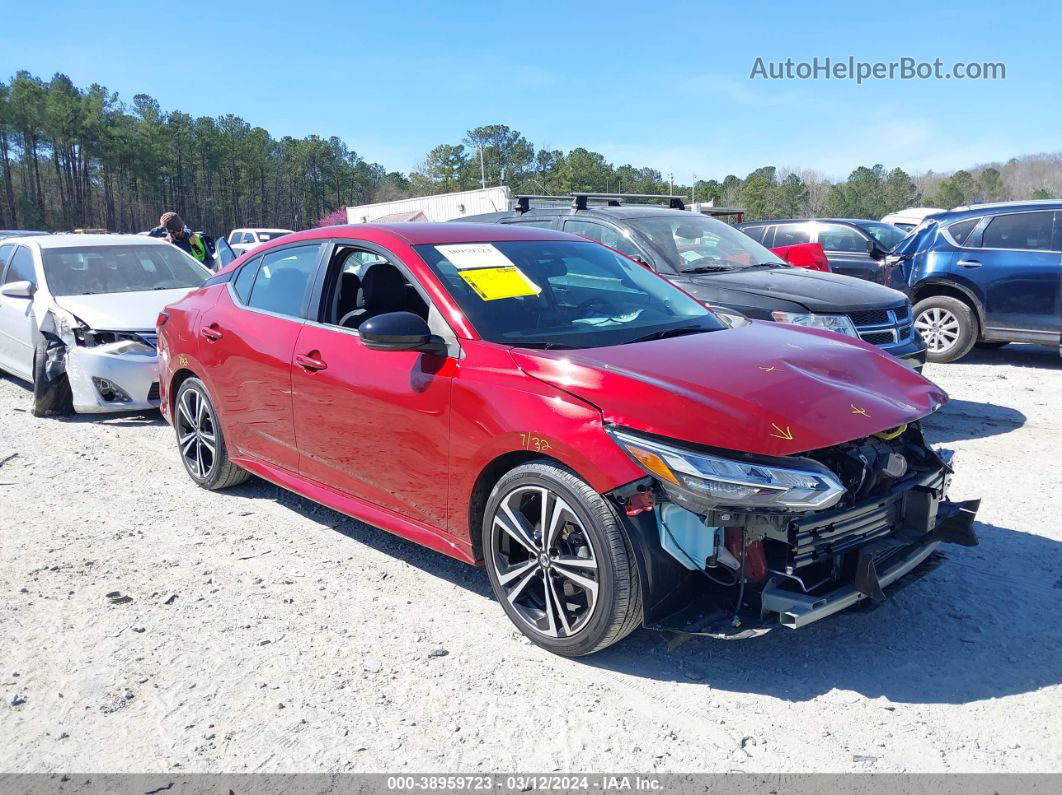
[610,423,980,636]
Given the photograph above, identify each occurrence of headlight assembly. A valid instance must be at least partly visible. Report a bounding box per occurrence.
[770,311,859,338]
[609,428,846,513]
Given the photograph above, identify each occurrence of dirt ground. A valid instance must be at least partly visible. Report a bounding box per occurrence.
[1,344,1060,774]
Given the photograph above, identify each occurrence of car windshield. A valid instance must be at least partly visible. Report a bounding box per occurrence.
[858,222,906,250]
[42,244,209,296]
[626,214,786,272]
[415,240,723,349]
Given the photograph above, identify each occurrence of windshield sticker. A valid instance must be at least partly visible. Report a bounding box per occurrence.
[435,243,517,270]
[459,266,541,301]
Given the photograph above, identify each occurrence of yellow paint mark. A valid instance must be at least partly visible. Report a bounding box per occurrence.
[769,423,794,441]
[759,365,777,373]
[875,424,908,441]
[178,354,189,367]
[851,404,870,417]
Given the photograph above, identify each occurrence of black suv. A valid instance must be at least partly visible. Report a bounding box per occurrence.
[464,195,926,368]
[736,218,907,283]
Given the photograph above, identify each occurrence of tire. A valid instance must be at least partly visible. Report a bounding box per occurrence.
[913,296,977,364]
[31,341,73,417]
[481,461,642,656]
[975,340,1009,350]
[173,377,249,490]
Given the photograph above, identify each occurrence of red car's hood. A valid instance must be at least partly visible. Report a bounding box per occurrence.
[510,322,947,457]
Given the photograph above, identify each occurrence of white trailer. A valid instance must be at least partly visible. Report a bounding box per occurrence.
[345,187,511,224]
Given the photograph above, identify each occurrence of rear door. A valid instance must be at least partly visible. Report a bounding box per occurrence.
[196,242,324,471]
[964,210,1061,334]
[0,244,39,380]
[814,223,882,282]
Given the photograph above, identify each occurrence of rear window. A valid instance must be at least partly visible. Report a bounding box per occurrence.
[981,211,1055,251]
[945,218,979,246]
[42,244,208,296]
[256,231,290,242]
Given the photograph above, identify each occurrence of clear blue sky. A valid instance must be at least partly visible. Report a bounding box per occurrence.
[3,0,1058,182]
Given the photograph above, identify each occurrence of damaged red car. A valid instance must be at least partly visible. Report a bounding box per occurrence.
[157,223,979,656]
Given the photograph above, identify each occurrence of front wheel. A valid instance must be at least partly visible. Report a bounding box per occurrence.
[482,461,642,656]
[914,296,977,363]
[173,377,249,490]
[31,341,73,417]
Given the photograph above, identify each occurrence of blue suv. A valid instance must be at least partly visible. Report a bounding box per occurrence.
[892,200,1062,363]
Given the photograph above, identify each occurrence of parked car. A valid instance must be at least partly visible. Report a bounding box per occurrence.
[881,207,945,231]
[465,196,926,369]
[157,222,977,656]
[889,200,1062,362]
[0,234,210,415]
[227,227,293,255]
[736,218,906,283]
[0,230,49,241]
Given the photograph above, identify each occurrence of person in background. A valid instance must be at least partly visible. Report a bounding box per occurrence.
[148,212,217,270]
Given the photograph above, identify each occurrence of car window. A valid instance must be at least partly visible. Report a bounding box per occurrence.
[945,218,980,246]
[228,231,242,244]
[256,231,290,242]
[504,217,558,229]
[246,244,320,317]
[563,220,642,258]
[5,246,36,286]
[817,224,868,253]
[415,239,720,350]
[0,243,16,281]
[626,214,784,272]
[981,211,1056,251]
[772,224,812,247]
[740,225,768,244]
[232,255,262,303]
[858,222,906,250]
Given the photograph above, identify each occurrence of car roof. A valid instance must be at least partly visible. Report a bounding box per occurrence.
[23,233,172,249]
[947,199,1062,213]
[269,222,577,246]
[740,218,884,226]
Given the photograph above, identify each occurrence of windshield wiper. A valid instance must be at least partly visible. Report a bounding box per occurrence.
[511,341,578,350]
[622,325,709,345]
[680,265,734,274]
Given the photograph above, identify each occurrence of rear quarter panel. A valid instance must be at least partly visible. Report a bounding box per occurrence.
[157,286,221,423]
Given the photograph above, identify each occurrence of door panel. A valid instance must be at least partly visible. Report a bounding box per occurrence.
[0,245,37,379]
[291,322,452,529]
[969,211,1062,333]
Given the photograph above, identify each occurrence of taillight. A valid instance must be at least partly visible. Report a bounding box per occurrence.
[156,311,169,329]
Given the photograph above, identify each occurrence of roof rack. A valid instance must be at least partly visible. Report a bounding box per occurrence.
[513,193,688,213]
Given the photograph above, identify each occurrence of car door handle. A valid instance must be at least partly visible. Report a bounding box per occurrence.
[295,353,328,372]
[957,259,982,268]
[200,325,223,341]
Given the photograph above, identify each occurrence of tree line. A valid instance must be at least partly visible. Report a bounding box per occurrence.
[3,70,1061,235]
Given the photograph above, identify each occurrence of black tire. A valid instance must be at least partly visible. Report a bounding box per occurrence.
[173,377,249,490]
[975,340,1009,350]
[481,461,642,656]
[913,295,977,364]
[31,341,73,417]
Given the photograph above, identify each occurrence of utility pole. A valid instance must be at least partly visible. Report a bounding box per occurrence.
[691,173,697,203]
[668,172,674,196]
[478,147,486,189]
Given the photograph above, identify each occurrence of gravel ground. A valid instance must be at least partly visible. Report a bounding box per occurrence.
[1,344,1060,774]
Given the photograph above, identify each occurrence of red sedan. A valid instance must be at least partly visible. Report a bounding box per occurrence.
[157,223,977,655]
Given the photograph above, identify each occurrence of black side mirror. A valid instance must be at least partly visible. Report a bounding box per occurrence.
[866,238,884,258]
[359,311,448,355]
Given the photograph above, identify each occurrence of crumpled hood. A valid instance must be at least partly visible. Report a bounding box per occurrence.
[53,289,194,331]
[686,267,906,312]
[510,321,947,457]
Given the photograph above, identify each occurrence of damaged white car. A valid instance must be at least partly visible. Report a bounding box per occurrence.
[0,234,210,415]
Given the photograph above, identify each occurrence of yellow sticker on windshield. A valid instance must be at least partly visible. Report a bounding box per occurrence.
[459,266,541,301]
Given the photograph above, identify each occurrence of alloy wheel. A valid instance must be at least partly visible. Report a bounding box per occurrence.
[176,386,217,479]
[915,306,961,353]
[489,485,600,638]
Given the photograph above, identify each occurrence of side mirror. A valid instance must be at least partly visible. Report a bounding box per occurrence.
[866,238,883,258]
[359,311,448,355]
[0,280,35,299]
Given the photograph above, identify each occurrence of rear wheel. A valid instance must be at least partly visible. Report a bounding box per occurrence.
[914,296,977,363]
[174,377,249,490]
[482,461,642,656]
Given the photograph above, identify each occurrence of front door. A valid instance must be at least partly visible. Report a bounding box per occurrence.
[196,242,323,471]
[815,223,882,282]
[0,244,39,380]
[291,244,453,529]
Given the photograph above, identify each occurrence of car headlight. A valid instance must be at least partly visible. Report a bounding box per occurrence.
[770,311,858,338]
[608,428,846,512]
[705,304,750,328]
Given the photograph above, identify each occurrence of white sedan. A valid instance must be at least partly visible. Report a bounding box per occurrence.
[0,234,210,415]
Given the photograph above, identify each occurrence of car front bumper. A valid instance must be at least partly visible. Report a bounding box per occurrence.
[66,346,161,413]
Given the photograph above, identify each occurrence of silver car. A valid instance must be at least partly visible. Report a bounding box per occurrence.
[0,234,210,415]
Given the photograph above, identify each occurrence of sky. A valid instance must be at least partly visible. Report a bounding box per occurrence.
[3,0,1059,183]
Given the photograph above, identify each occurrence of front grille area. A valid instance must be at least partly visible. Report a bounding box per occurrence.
[847,304,915,349]
[787,499,899,569]
[147,382,161,402]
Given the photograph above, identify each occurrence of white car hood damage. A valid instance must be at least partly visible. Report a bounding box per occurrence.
[53,289,193,330]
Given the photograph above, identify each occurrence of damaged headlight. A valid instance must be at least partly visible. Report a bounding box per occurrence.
[608,428,846,512]
[74,328,154,354]
[770,311,859,338]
